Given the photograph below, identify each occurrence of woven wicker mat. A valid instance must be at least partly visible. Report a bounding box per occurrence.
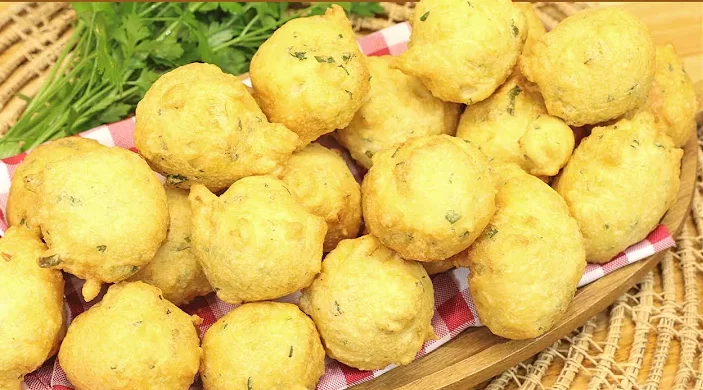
[1,3,702,390]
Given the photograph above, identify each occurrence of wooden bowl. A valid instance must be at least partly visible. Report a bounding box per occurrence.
[353,132,698,390]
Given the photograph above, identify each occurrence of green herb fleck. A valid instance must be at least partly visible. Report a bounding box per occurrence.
[247,377,253,390]
[420,11,430,21]
[668,63,674,72]
[506,85,522,115]
[175,241,191,251]
[604,224,610,230]
[445,210,461,224]
[630,139,639,148]
[467,1,473,7]
[337,64,350,75]
[486,226,498,239]
[238,119,243,131]
[38,255,61,268]
[334,300,343,316]
[365,150,374,159]
[19,218,26,226]
[607,95,614,102]
[289,346,294,358]
[314,55,335,63]
[461,230,471,239]
[584,58,593,65]
[344,89,353,99]
[338,34,343,38]
[341,53,355,63]
[288,48,307,61]
[166,309,171,315]
[511,22,519,37]
[391,148,399,158]
[166,174,188,185]
[97,245,107,254]
[656,143,665,148]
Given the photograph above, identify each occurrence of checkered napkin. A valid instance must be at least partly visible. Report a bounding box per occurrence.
[6,21,674,390]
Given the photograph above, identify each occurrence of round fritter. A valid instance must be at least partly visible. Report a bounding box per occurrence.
[299,235,435,370]
[553,112,682,263]
[362,134,496,261]
[335,55,461,169]
[250,5,370,146]
[135,62,299,192]
[6,137,102,236]
[421,257,455,275]
[277,143,361,252]
[189,176,326,304]
[519,8,655,126]
[627,44,698,147]
[457,164,586,339]
[0,227,65,390]
[456,76,575,177]
[393,0,526,104]
[129,187,212,306]
[514,2,546,56]
[201,302,325,390]
[36,147,169,302]
[58,282,201,390]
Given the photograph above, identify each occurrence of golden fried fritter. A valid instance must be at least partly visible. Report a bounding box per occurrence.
[58,282,201,390]
[362,135,496,261]
[201,302,325,390]
[277,143,361,252]
[299,235,435,370]
[336,55,461,169]
[520,8,655,126]
[456,76,575,177]
[514,2,546,56]
[394,0,526,104]
[0,227,65,390]
[190,176,326,304]
[553,112,682,263]
[135,63,299,192]
[7,137,102,236]
[129,187,211,306]
[36,147,169,301]
[250,5,370,146]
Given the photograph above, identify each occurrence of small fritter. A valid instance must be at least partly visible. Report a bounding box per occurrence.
[393,0,526,104]
[457,164,586,339]
[0,227,65,390]
[553,112,682,263]
[135,63,299,192]
[299,235,435,370]
[456,76,575,177]
[362,134,496,261]
[36,147,169,301]
[250,5,370,146]
[7,137,102,236]
[190,176,326,304]
[58,282,201,390]
[129,187,212,306]
[201,302,325,390]
[421,257,455,275]
[277,143,361,252]
[514,2,546,56]
[520,8,655,126]
[336,55,461,169]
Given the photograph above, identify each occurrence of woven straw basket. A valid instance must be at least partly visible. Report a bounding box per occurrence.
[1,3,702,389]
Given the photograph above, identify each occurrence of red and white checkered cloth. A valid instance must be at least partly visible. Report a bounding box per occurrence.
[3,21,674,390]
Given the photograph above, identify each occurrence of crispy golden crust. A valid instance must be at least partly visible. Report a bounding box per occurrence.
[0,227,65,390]
[362,135,496,261]
[250,6,370,146]
[201,302,325,390]
[456,76,574,177]
[277,143,361,252]
[461,164,586,339]
[553,112,682,263]
[394,0,526,104]
[299,235,435,370]
[36,147,169,302]
[135,63,299,192]
[514,2,546,56]
[58,282,201,390]
[421,257,455,275]
[7,137,103,236]
[519,8,655,126]
[335,55,461,169]
[129,188,212,306]
[189,176,326,304]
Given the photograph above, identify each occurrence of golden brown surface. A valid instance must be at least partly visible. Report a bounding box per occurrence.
[0,227,64,390]
[201,302,325,390]
[299,235,435,370]
[514,3,546,57]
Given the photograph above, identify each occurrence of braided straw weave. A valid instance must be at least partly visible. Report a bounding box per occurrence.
[1,3,702,389]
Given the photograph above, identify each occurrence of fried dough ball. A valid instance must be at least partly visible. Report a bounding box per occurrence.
[190,176,326,304]
[421,257,455,275]
[135,63,299,192]
[201,302,325,390]
[456,76,575,177]
[393,0,526,104]
[627,44,698,147]
[129,187,211,306]
[519,8,655,126]
[456,164,586,339]
[58,282,201,390]
[362,135,496,261]
[335,55,461,169]
[514,3,546,56]
[0,227,65,390]
[299,235,435,370]
[250,5,370,146]
[36,147,169,302]
[277,143,361,252]
[7,137,102,236]
[553,112,682,263]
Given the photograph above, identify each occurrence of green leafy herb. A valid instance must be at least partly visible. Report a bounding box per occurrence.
[341,53,354,63]
[38,255,61,268]
[445,210,461,224]
[166,174,188,185]
[420,11,430,21]
[337,64,350,75]
[289,346,294,357]
[467,1,473,7]
[334,300,343,316]
[97,245,107,253]
[315,55,335,63]
[289,48,307,61]
[344,89,353,99]
[486,226,498,239]
[506,85,522,116]
[19,218,26,226]
[668,63,674,72]
[365,150,374,159]
[656,143,665,148]
[511,22,519,37]
[247,377,253,390]
[604,224,610,230]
